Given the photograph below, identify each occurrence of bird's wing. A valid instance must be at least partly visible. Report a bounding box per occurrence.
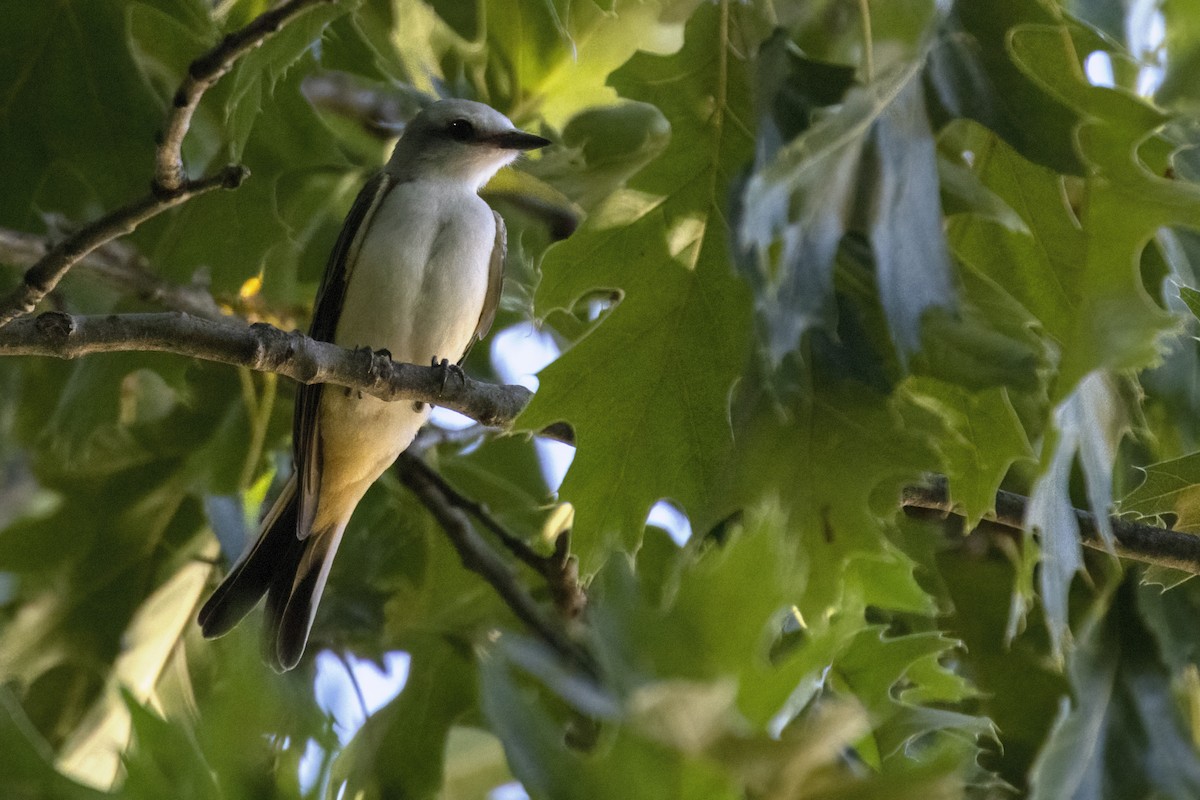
[295,171,394,538]
[460,209,506,363]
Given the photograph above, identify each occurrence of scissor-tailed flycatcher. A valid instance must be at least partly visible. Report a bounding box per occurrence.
[198,99,550,671]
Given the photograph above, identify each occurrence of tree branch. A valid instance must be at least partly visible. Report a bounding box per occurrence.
[902,475,1200,574]
[0,311,541,431]
[0,0,335,329]
[155,0,337,192]
[0,225,227,321]
[398,453,587,620]
[0,169,246,328]
[394,452,594,674]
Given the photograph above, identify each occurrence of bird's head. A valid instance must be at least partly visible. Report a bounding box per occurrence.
[387,99,551,189]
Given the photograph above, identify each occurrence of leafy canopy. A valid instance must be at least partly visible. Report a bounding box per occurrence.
[6,0,1200,798]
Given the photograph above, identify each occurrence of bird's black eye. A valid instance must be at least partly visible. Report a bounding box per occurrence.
[446,119,475,141]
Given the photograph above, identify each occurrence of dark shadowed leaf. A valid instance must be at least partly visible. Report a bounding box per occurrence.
[739,48,956,363]
[1029,581,1200,800]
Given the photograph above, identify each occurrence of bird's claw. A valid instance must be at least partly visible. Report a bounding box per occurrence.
[358,345,394,380]
[430,356,465,394]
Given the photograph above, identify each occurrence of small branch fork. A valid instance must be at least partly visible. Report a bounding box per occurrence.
[395,453,594,675]
[0,169,245,327]
[398,451,587,620]
[902,475,1200,574]
[0,0,333,329]
[155,0,337,192]
[0,225,227,321]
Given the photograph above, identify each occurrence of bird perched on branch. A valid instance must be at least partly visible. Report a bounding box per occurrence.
[197,99,550,671]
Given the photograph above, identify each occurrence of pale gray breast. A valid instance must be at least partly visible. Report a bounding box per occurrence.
[334,180,495,365]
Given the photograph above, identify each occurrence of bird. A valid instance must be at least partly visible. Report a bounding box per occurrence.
[197,99,551,671]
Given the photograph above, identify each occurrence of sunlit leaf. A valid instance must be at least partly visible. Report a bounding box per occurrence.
[520,2,754,568]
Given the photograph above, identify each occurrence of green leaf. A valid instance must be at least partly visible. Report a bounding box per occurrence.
[1121,450,1200,531]
[189,631,322,800]
[585,507,808,707]
[902,378,1035,527]
[1180,284,1200,322]
[1007,21,1198,389]
[138,66,351,296]
[927,0,1086,174]
[0,1,161,229]
[0,464,211,763]
[528,101,672,211]
[732,374,940,618]
[914,242,1053,398]
[1157,0,1200,109]
[12,1,1200,793]
[433,0,700,127]
[947,122,1174,401]
[942,18,1200,655]
[318,475,508,659]
[126,3,215,104]
[56,549,216,789]
[121,692,223,800]
[482,502,985,796]
[1137,577,1200,677]
[835,627,995,759]
[440,433,554,542]
[38,356,158,477]
[222,1,354,160]
[519,3,754,569]
[933,543,1068,790]
[480,648,740,800]
[441,726,513,799]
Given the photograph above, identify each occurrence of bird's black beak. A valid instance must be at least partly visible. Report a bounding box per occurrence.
[490,130,552,151]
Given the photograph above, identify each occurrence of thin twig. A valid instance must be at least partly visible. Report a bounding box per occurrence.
[411,458,550,569]
[902,475,1200,574]
[397,453,586,619]
[856,0,874,83]
[0,225,227,321]
[410,423,490,453]
[336,650,371,722]
[394,452,595,675]
[0,168,246,327]
[155,0,337,191]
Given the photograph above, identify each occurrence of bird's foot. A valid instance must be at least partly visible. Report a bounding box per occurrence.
[370,348,394,380]
[430,356,465,394]
[357,345,394,381]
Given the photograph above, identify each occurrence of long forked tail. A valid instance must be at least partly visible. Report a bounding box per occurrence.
[197,476,346,672]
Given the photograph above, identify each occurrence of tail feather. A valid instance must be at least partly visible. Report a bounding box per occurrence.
[199,475,349,672]
[267,524,345,672]
[198,478,303,639]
